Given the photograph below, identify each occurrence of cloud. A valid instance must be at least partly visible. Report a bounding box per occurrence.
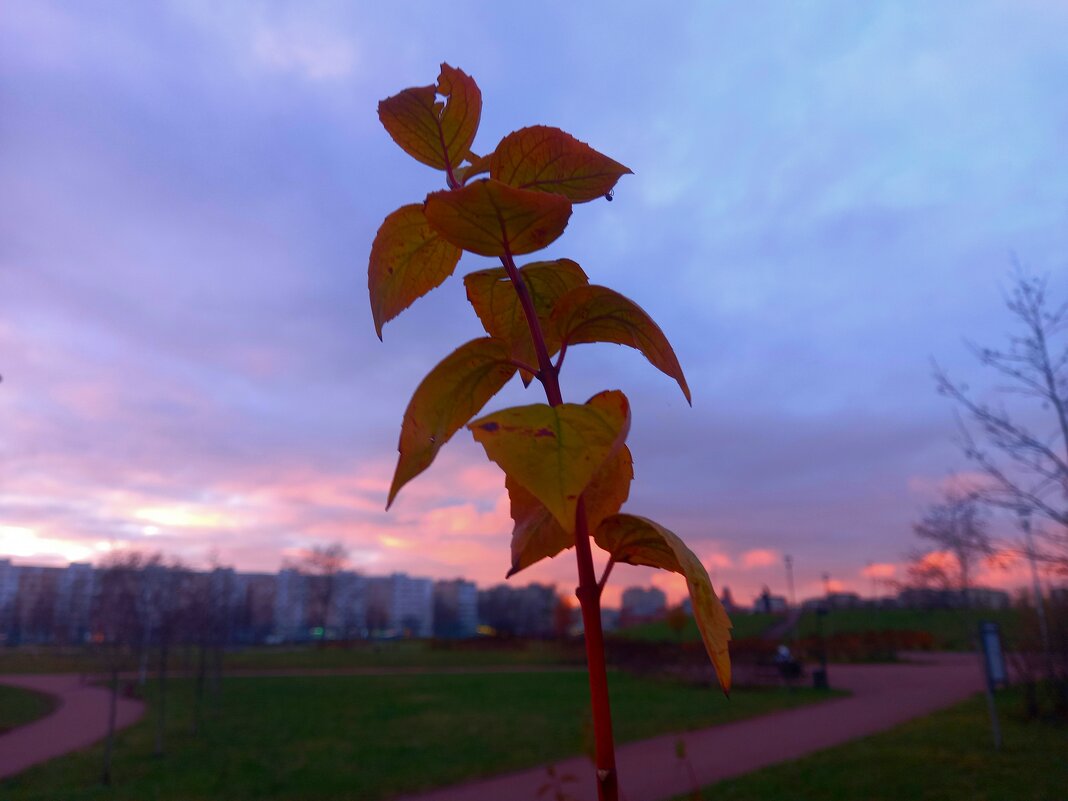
[740,548,779,569]
[2,1,1067,605]
[861,562,897,580]
[252,25,357,80]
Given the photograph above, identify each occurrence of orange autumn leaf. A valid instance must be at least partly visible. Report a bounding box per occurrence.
[455,151,492,185]
[468,390,630,530]
[388,337,516,508]
[377,63,481,175]
[593,514,732,693]
[424,179,572,257]
[368,204,462,338]
[552,285,691,404]
[490,125,632,202]
[464,258,589,380]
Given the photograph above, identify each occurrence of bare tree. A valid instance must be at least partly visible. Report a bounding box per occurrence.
[935,270,1068,572]
[92,551,150,785]
[181,570,213,736]
[297,542,349,644]
[150,561,189,758]
[911,488,993,605]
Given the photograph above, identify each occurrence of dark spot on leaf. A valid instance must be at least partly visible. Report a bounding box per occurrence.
[534,428,555,438]
[480,422,500,432]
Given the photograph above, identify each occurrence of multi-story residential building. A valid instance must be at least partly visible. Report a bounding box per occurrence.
[328,571,367,638]
[0,560,633,645]
[477,583,557,637]
[55,562,95,644]
[273,568,307,640]
[0,559,19,643]
[620,586,667,622]
[13,566,62,643]
[233,572,278,643]
[433,578,478,638]
[367,573,433,637]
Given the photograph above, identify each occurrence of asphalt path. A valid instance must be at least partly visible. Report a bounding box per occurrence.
[0,673,144,779]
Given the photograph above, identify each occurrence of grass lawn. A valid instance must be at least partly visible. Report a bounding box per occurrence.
[795,607,1021,651]
[0,639,579,675]
[1,672,840,800]
[0,684,56,734]
[222,638,578,670]
[680,686,1067,801]
[617,612,778,643]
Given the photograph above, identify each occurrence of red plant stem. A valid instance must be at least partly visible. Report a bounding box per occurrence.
[499,248,619,801]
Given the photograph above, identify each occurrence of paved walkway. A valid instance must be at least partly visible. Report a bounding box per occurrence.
[0,674,145,779]
[396,652,985,801]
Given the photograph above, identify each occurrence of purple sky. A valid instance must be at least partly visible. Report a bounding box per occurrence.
[2,2,1066,606]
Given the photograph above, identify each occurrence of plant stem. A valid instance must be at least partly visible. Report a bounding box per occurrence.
[499,249,619,801]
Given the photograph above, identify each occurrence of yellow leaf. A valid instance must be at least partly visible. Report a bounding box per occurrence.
[377,64,482,174]
[388,338,516,508]
[490,125,632,202]
[507,444,633,578]
[468,390,630,531]
[594,514,732,693]
[368,204,462,338]
[553,285,691,404]
[424,179,572,257]
[464,259,589,380]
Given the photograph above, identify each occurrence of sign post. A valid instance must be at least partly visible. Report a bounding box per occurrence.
[978,620,1007,750]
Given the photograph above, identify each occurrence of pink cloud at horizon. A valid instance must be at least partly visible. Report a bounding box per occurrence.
[861,562,897,580]
[740,548,779,569]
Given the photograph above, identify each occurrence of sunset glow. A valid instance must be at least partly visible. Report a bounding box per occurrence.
[2,3,1066,605]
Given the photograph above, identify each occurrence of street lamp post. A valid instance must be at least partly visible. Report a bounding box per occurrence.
[813,603,830,690]
[784,555,796,609]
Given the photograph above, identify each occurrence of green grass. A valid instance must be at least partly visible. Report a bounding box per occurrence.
[0,684,56,734]
[795,608,1021,651]
[680,686,1067,801]
[0,647,97,675]
[617,613,778,643]
[0,640,579,675]
[0,672,840,800]
[222,639,578,671]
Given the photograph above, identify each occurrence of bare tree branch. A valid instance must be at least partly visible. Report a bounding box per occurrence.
[934,270,1068,572]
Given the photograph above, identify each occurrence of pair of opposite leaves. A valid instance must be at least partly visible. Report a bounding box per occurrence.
[369,63,731,691]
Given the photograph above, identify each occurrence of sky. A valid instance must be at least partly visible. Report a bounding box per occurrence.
[2,1,1067,607]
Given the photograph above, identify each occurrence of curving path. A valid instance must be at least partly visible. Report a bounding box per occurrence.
[396,652,985,801]
[0,674,145,779]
